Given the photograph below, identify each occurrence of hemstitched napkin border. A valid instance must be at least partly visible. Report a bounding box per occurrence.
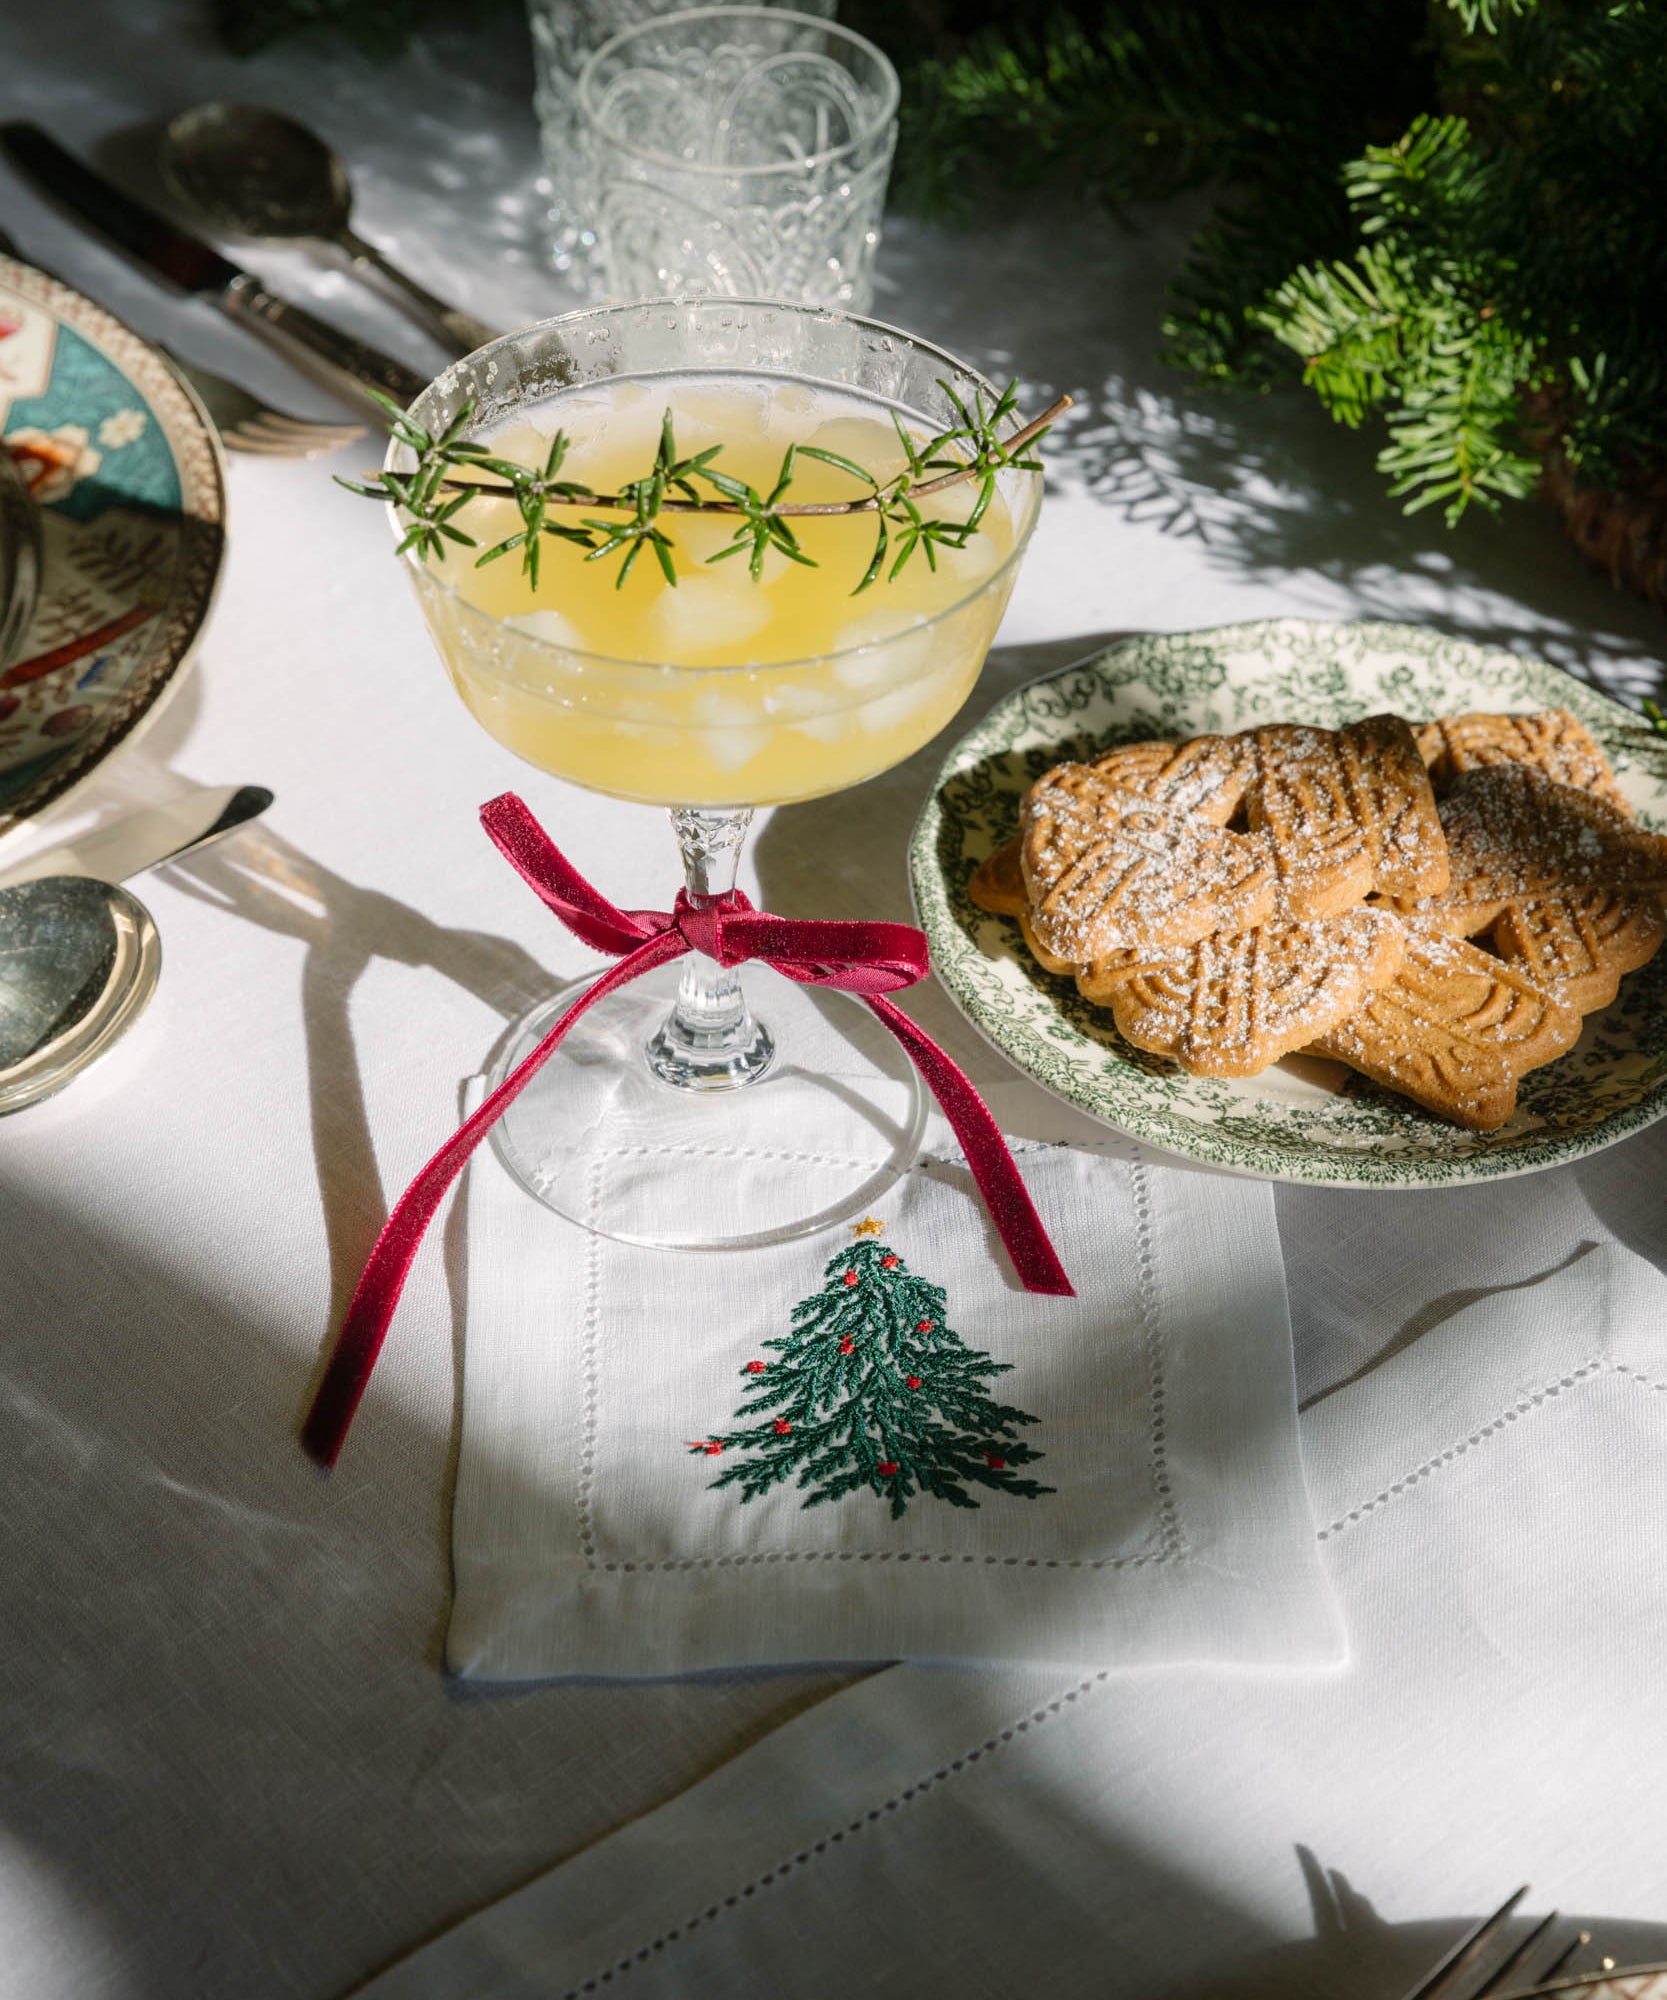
[445,1085,1342,1677]
[568,1145,1185,1580]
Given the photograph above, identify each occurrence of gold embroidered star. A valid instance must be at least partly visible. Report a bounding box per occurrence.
[850,1216,886,1237]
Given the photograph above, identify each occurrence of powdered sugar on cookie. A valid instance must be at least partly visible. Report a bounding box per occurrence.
[1021,766,1277,959]
[1308,928,1582,1131]
[1079,909,1406,1077]
[970,704,1662,1124]
[1416,708,1632,812]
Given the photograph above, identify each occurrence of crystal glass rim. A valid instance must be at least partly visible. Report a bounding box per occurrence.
[576,5,901,179]
[388,296,1045,682]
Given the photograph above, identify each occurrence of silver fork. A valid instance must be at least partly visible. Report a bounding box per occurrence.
[0,224,365,460]
[160,348,366,459]
[1401,1886,1593,2000]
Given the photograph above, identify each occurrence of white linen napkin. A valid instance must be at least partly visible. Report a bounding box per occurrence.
[360,1235,1667,2000]
[446,1084,1341,1677]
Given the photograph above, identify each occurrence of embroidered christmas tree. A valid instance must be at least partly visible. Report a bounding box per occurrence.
[688,1224,1052,1519]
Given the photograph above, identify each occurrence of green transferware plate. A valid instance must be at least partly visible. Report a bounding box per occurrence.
[909,618,1667,1188]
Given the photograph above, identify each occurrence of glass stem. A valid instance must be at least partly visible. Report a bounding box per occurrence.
[644,807,776,1091]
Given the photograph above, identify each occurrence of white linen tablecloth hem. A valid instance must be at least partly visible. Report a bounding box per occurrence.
[1301,1236,1667,1531]
[444,1549,1347,1678]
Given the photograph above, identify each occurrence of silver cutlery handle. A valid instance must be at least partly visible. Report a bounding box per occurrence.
[222,273,430,409]
[339,227,501,356]
[0,785,273,889]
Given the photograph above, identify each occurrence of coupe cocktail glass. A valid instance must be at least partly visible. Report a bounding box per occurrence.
[391,298,1043,1248]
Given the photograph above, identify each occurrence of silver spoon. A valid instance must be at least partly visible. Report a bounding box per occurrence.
[159,103,501,358]
[0,784,272,1112]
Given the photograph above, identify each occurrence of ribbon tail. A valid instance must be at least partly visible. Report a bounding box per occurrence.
[301,931,687,1467]
[864,995,1074,1298]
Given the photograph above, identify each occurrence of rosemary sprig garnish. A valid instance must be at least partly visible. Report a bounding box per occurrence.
[340,381,1070,594]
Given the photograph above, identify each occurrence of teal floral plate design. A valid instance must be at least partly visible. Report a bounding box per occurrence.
[0,253,225,837]
[909,618,1667,1188]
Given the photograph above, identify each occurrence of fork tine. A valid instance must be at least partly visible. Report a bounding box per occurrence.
[1530,1932,1591,1986]
[224,418,361,460]
[220,426,284,454]
[226,427,318,458]
[253,419,365,450]
[1472,1911,1559,1995]
[244,413,361,446]
[1398,1887,1531,2000]
[160,347,367,458]
[265,413,365,443]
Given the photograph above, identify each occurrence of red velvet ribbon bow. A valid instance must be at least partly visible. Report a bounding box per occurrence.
[301,793,1072,1467]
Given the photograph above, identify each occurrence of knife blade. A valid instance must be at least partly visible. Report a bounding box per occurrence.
[0,785,273,889]
[1,123,430,409]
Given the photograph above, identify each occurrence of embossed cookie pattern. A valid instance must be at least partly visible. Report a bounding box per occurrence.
[1308,931,1583,1131]
[1415,708,1632,812]
[1394,726,1667,1016]
[1490,890,1666,1014]
[1422,764,1667,908]
[1244,716,1449,917]
[1020,766,1277,960]
[965,708,1662,1126]
[1087,734,1254,826]
[1078,910,1406,1077]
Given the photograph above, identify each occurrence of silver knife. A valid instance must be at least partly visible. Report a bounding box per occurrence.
[1,123,430,410]
[0,785,273,889]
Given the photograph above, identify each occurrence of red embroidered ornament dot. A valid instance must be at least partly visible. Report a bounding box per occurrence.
[843,1269,859,1287]
[905,1374,922,1389]
[881,1254,899,1269]
[878,1460,898,1476]
[773,1418,792,1435]
[745,1360,766,1373]
[916,1320,934,1333]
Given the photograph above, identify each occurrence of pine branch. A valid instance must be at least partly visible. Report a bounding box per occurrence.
[1252,124,1541,529]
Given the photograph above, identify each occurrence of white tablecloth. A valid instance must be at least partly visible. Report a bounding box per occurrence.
[358,1238,1667,2000]
[2,6,1666,1996]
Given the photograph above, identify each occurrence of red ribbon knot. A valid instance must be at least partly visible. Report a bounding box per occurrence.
[673,892,741,963]
[301,793,1071,1467]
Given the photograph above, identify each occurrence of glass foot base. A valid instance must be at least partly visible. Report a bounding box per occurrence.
[644,983,775,1090]
[485,961,929,1251]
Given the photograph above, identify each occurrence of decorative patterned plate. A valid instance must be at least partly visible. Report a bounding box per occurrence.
[909,618,1667,1188]
[0,253,225,838]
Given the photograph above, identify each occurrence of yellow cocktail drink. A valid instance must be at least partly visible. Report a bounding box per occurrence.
[410,374,1021,808]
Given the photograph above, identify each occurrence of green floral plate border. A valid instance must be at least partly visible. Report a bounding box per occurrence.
[909,617,1667,1188]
